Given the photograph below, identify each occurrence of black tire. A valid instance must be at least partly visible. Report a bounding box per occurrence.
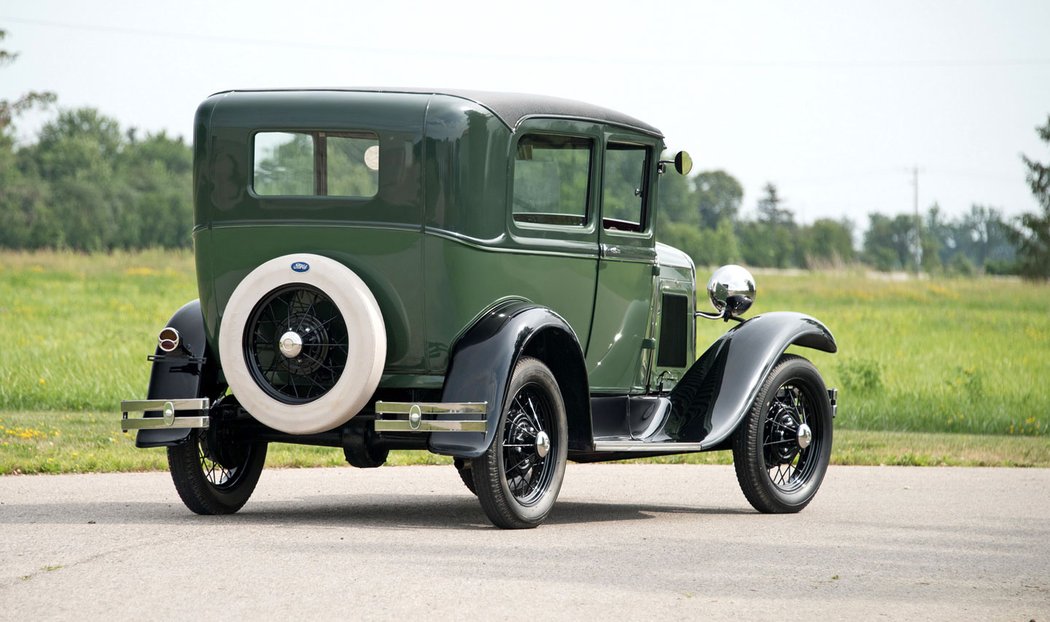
[168,429,267,515]
[732,354,833,513]
[453,458,477,495]
[471,357,568,529]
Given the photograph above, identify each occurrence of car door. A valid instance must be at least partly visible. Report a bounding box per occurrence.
[505,119,602,349]
[585,133,659,393]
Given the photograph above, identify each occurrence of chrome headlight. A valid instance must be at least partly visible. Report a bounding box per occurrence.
[706,265,756,318]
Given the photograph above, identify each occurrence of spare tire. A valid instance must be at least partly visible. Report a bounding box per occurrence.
[218,253,386,434]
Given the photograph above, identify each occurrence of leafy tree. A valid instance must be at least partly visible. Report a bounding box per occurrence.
[120,131,194,248]
[863,213,915,271]
[0,30,58,248]
[3,106,194,251]
[1010,116,1050,280]
[694,170,743,228]
[21,108,127,250]
[660,218,740,267]
[799,218,855,267]
[0,30,56,132]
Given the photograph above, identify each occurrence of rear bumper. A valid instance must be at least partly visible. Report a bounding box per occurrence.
[374,401,487,432]
[120,398,211,431]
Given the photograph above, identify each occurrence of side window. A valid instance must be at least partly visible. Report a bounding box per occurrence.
[512,135,592,226]
[253,131,379,197]
[602,142,651,232]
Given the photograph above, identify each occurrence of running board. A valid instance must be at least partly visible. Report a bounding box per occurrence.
[591,440,706,453]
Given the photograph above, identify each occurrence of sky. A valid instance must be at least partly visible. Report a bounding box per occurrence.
[2,0,1049,226]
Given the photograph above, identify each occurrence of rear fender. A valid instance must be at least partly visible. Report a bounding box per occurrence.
[135,300,218,448]
[428,300,591,458]
[667,312,836,448]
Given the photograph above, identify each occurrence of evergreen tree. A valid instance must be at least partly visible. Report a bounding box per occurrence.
[1011,116,1050,280]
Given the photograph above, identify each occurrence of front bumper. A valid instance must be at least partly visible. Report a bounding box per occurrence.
[120,398,211,432]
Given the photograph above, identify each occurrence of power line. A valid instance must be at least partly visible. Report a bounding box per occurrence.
[4,15,1050,69]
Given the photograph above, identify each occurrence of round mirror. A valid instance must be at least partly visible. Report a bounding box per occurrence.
[706,265,756,318]
[674,151,693,175]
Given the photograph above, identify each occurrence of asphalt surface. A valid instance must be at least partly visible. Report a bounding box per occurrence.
[1,463,1048,620]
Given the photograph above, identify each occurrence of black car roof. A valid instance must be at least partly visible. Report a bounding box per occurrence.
[214,87,664,138]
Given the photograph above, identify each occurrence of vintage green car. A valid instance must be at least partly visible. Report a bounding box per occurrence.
[121,88,838,528]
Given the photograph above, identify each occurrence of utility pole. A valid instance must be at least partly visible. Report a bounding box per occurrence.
[910,166,923,273]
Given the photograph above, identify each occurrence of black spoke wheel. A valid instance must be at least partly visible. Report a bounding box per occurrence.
[732,354,833,513]
[244,284,349,404]
[168,427,267,515]
[472,357,567,529]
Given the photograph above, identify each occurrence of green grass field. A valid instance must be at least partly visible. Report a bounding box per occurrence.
[1,250,1048,474]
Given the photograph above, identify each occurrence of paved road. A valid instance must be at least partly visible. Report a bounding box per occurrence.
[2,464,1048,620]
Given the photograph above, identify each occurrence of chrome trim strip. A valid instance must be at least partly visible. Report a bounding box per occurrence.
[121,398,211,412]
[592,441,706,453]
[120,398,211,432]
[373,420,487,433]
[375,401,487,415]
[374,401,487,433]
[121,416,210,431]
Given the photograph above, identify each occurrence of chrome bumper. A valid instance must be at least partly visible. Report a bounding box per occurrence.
[374,401,487,432]
[120,398,211,432]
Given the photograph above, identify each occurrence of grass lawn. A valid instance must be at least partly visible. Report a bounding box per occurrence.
[0,250,1047,474]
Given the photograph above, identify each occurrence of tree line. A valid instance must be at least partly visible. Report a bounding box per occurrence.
[2,30,1048,278]
[656,171,1024,276]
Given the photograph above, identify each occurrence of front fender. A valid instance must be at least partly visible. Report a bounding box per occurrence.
[667,312,836,448]
[135,300,217,448]
[427,300,589,458]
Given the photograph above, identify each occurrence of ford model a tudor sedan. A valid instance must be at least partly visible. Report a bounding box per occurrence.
[121,89,838,528]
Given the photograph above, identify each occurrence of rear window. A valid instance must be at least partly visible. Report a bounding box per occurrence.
[253,131,379,198]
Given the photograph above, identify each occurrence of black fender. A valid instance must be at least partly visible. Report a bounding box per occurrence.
[135,300,219,448]
[428,300,591,459]
[666,312,836,448]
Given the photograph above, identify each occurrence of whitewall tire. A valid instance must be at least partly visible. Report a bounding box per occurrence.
[218,253,386,435]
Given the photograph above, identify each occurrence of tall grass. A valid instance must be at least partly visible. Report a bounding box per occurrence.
[1,252,1048,437]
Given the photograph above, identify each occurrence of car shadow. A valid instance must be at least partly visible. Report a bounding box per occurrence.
[1,495,752,530]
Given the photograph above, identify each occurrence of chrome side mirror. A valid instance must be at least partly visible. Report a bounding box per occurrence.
[698,265,756,321]
[658,150,692,175]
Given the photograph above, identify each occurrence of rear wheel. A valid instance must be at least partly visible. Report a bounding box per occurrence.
[168,427,267,515]
[732,355,833,513]
[453,458,477,495]
[472,357,567,529]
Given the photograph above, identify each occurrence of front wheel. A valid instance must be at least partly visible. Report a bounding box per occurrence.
[168,428,267,515]
[732,355,833,513]
[471,357,568,529]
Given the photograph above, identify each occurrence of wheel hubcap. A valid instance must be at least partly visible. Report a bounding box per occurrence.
[535,431,551,459]
[797,423,813,450]
[279,331,303,358]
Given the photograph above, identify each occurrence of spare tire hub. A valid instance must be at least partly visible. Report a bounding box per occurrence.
[279,331,303,358]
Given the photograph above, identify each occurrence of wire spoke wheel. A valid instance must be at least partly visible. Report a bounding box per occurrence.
[502,388,556,505]
[762,384,821,493]
[472,357,568,529]
[733,355,833,513]
[244,284,349,404]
